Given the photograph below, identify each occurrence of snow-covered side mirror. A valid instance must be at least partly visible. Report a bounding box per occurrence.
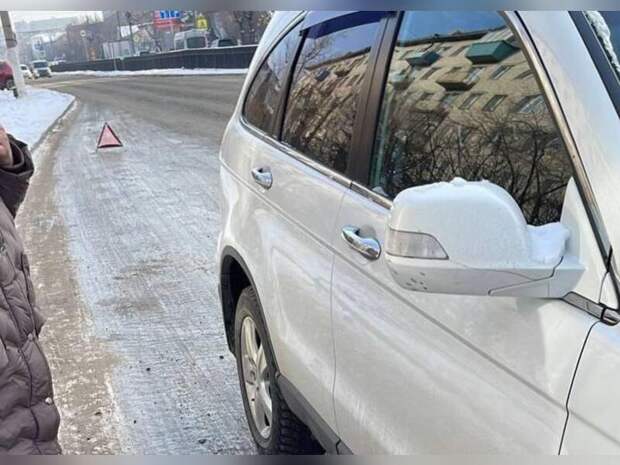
[385,179,583,298]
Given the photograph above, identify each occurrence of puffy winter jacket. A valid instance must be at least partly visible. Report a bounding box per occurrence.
[0,136,60,454]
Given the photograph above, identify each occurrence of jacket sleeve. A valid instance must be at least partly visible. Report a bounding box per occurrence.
[0,136,34,217]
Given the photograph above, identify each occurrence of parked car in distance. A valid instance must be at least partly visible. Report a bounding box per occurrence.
[218,10,620,455]
[30,60,52,78]
[0,61,13,90]
[20,64,33,80]
[211,38,238,47]
[174,29,208,50]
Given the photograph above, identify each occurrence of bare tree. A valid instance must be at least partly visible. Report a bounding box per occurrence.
[232,12,272,44]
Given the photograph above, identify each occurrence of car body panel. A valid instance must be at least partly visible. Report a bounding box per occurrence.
[331,184,598,453]
[521,11,620,267]
[219,113,346,431]
[561,321,620,453]
[521,11,620,453]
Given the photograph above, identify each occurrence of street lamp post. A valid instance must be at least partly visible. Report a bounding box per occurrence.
[80,30,89,61]
[125,11,135,56]
[0,11,26,97]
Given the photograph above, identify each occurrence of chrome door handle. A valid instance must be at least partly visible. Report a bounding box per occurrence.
[251,167,273,189]
[341,226,381,260]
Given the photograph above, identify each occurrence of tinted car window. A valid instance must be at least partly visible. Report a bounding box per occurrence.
[282,13,384,174]
[369,11,573,225]
[244,23,301,136]
[186,37,207,49]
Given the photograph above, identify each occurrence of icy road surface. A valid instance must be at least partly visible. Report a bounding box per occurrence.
[18,74,254,454]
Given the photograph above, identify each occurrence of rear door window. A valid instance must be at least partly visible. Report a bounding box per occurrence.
[282,12,385,174]
[243,23,301,136]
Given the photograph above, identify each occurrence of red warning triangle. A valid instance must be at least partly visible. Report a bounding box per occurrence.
[97,123,123,149]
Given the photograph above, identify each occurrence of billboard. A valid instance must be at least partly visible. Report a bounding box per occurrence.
[153,10,181,30]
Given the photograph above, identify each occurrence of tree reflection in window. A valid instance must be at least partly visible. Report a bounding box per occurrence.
[369,11,573,226]
[244,23,302,135]
[282,13,384,173]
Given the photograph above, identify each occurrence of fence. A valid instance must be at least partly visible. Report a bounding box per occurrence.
[51,45,258,73]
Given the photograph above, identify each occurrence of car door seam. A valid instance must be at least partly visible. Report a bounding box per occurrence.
[558,319,600,454]
[221,161,345,255]
[329,193,347,443]
[334,234,594,411]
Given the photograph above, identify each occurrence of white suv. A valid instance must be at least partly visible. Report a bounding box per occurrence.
[217,11,620,454]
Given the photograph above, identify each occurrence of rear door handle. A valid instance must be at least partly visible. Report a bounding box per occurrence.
[341,226,381,260]
[251,167,273,189]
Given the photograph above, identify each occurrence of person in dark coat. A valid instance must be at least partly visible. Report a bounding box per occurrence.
[0,125,61,454]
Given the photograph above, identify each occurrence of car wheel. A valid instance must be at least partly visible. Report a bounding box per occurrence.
[6,79,13,89]
[234,286,323,454]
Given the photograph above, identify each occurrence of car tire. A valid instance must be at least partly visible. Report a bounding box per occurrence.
[6,79,13,89]
[234,286,323,455]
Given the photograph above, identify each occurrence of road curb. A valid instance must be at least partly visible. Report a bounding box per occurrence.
[30,96,77,154]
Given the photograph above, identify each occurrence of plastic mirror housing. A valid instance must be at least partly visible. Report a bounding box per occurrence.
[385,179,583,298]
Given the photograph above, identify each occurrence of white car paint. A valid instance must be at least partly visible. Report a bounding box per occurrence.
[218,10,620,453]
[329,182,598,453]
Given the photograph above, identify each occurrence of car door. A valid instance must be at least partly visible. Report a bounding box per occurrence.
[330,11,608,453]
[539,11,620,454]
[222,11,387,434]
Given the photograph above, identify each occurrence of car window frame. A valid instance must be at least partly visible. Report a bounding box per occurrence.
[278,11,394,179]
[349,11,602,229]
[570,12,620,119]
[240,11,610,264]
[342,9,617,314]
[240,11,393,187]
[241,15,306,138]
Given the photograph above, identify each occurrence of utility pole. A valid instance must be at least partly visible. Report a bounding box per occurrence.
[116,11,121,40]
[125,11,135,56]
[168,11,175,50]
[0,11,25,97]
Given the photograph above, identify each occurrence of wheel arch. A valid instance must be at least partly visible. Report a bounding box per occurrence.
[219,246,278,370]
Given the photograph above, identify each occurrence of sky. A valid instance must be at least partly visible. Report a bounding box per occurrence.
[10,11,101,23]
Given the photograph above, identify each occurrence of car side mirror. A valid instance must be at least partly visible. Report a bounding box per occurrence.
[385,179,583,298]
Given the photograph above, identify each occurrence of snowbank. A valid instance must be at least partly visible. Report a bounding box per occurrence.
[0,86,74,149]
[57,68,248,78]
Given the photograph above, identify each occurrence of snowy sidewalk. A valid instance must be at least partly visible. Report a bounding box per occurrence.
[0,87,74,149]
[57,68,248,78]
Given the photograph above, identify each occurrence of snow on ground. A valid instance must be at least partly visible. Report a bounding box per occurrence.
[57,68,248,78]
[0,86,74,148]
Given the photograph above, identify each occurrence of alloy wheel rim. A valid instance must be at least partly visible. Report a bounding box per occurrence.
[241,316,272,439]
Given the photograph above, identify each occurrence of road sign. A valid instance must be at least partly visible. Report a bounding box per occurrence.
[196,15,208,30]
[153,10,182,30]
[160,10,181,19]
